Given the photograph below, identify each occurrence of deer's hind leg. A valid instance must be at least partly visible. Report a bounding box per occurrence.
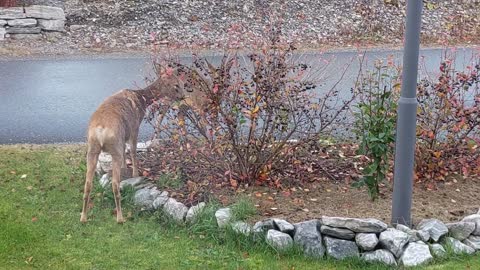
[80,143,101,223]
[111,150,125,224]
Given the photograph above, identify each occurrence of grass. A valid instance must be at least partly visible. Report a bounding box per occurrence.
[0,144,479,270]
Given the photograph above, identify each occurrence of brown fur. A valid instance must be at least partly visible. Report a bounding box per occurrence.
[80,73,187,224]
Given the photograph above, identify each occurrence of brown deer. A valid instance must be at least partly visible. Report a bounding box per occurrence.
[80,66,191,224]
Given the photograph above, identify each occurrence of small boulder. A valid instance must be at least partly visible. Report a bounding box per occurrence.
[253,219,275,233]
[0,7,25,19]
[273,218,294,233]
[120,177,146,190]
[232,221,252,235]
[6,27,41,34]
[152,191,169,209]
[430,243,446,257]
[324,237,359,260]
[185,202,206,223]
[99,173,111,188]
[446,221,476,241]
[462,214,480,236]
[400,242,433,267]
[25,5,66,20]
[163,198,188,222]
[215,208,232,228]
[293,220,325,258]
[379,228,410,258]
[417,229,431,242]
[444,237,476,255]
[321,216,387,233]
[133,188,158,209]
[37,19,65,32]
[266,230,293,251]
[463,235,480,250]
[320,225,355,240]
[396,224,420,242]
[7,18,37,27]
[362,249,397,266]
[416,219,448,242]
[96,152,112,174]
[355,233,379,251]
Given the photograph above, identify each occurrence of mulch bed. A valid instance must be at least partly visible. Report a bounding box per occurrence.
[137,142,480,225]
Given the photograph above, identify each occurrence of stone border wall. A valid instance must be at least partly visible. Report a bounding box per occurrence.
[0,5,65,40]
[97,145,480,268]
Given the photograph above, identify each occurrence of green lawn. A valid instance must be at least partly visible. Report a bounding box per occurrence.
[0,145,478,270]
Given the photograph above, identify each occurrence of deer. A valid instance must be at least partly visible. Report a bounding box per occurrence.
[80,66,196,224]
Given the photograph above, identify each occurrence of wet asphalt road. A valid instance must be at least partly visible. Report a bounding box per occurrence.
[0,48,478,144]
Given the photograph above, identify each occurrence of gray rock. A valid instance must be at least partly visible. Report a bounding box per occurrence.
[133,188,159,209]
[232,221,252,235]
[185,202,206,223]
[379,228,410,258]
[320,225,355,240]
[253,219,275,233]
[0,19,6,26]
[293,220,325,258]
[462,214,480,236]
[324,236,359,260]
[0,27,6,40]
[355,233,379,251]
[416,219,448,242]
[7,33,42,40]
[25,5,65,20]
[152,191,169,209]
[0,7,25,19]
[6,27,41,34]
[215,208,232,228]
[362,249,397,266]
[400,242,433,267]
[396,224,420,242]
[463,235,480,250]
[417,229,431,242]
[99,173,111,188]
[69,24,85,31]
[96,152,112,174]
[430,243,446,257]
[120,177,146,190]
[444,237,476,254]
[321,216,387,233]
[37,19,65,32]
[446,221,476,241]
[266,229,293,251]
[7,19,37,27]
[163,198,188,222]
[273,218,294,233]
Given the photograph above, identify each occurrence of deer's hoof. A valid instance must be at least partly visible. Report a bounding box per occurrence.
[80,215,88,223]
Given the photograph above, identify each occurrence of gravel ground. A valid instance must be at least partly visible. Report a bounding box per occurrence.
[1,0,479,56]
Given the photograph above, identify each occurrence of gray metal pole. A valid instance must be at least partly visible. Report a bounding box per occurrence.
[391,0,423,227]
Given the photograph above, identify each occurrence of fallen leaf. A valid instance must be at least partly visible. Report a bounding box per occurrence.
[20,174,27,179]
[26,186,33,190]
[31,217,38,222]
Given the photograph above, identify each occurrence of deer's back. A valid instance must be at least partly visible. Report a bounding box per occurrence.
[88,90,145,148]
